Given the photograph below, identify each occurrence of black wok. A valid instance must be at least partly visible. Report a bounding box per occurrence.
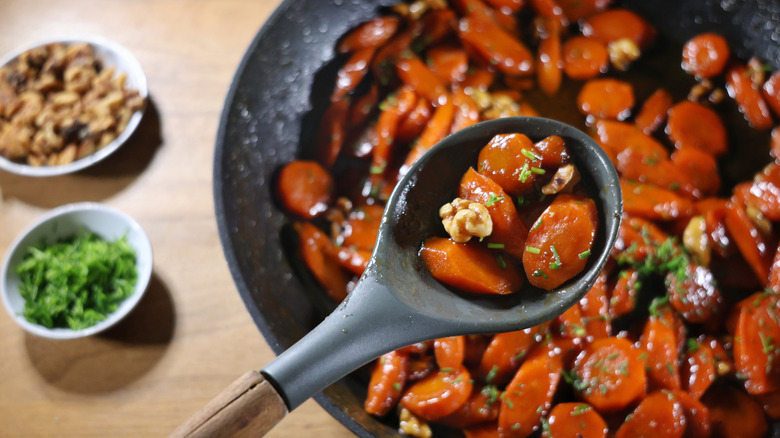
[214,0,780,436]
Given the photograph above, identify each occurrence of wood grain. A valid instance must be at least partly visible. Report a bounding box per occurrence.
[0,1,351,436]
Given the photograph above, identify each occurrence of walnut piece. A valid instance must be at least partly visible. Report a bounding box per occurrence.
[608,38,640,71]
[440,197,493,243]
[683,215,711,267]
[398,408,432,438]
[541,164,581,195]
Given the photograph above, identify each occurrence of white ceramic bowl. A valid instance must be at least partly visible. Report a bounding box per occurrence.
[1,203,153,339]
[0,36,148,177]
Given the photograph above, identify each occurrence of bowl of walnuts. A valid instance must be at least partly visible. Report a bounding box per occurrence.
[0,36,147,177]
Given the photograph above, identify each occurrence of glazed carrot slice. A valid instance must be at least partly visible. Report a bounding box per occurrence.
[459,168,529,259]
[681,338,716,400]
[533,135,570,168]
[639,316,681,391]
[371,23,420,82]
[339,204,385,251]
[579,272,611,339]
[437,385,501,429]
[277,160,334,219]
[528,0,568,28]
[543,403,607,438]
[402,98,455,170]
[348,84,379,132]
[537,18,563,96]
[427,44,469,84]
[338,16,400,53]
[726,63,774,130]
[476,132,538,195]
[681,33,730,78]
[666,264,723,324]
[498,345,563,438]
[457,14,534,76]
[315,98,350,168]
[763,70,780,118]
[396,97,432,144]
[743,163,780,221]
[771,241,780,291]
[523,194,599,290]
[666,100,728,156]
[461,66,495,90]
[328,245,371,276]
[478,327,543,385]
[609,268,639,318]
[581,8,656,49]
[616,144,698,199]
[670,147,721,197]
[577,78,635,120]
[724,202,773,283]
[670,390,711,438]
[396,54,448,105]
[370,86,417,183]
[420,237,524,295]
[401,366,474,421]
[772,127,780,163]
[635,88,673,134]
[562,36,608,80]
[331,47,375,102]
[554,299,588,340]
[365,350,409,416]
[450,87,481,133]
[734,290,780,395]
[702,384,768,438]
[435,336,466,370]
[621,180,695,221]
[463,423,500,438]
[453,0,519,34]
[616,216,670,262]
[296,222,350,301]
[614,391,686,438]
[570,337,646,413]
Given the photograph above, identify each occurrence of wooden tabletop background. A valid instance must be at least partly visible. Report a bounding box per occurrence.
[0,1,352,436]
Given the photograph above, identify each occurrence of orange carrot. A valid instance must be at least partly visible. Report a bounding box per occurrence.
[681,338,717,400]
[401,366,473,421]
[435,336,466,369]
[681,33,730,78]
[331,47,375,102]
[402,98,455,170]
[621,180,695,221]
[635,88,673,134]
[579,272,611,339]
[666,264,723,324]
[315,98,350,167]
[724,202,773,283]
[614,391,686,438]
[581,8,656,49]
[562,36,608,79]
[476,132,537,195]
[395,54,448,105]
[734,291,780,395]
[365,350,409,416]
[577,78,635,120]
[763,70,780,118]
[726,63,774,130]
[478,327,544,385]
[702,384,768,438]
[296,222,350,301]
[639,316,681,391]
[427,44,469,84]
[456,14,534,76]
[277,160,334,219]
[537,18,563,96]
[666,100,728,156]
[670,147,721,197]
[338,16,400,53]
[543,403,607,438]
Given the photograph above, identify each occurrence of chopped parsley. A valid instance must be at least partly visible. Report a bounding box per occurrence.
[485,193,504,207]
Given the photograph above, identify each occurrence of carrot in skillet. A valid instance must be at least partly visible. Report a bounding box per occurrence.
[296,222,350,301]
[476,132,539,195]
[434,336,466,369]
[395,97,432,143]
[338,205,385,251]
[533,135,569,168]
[537,18,563,96]
[450,87,481,133]
[403,97,455,170]
[577,78,635,120]
[763,70,780,118]
[477,326,544,385]
[328,246,371,276]
[734,290,780,395]
[401,366,473,421]
[639,316,681,391]
[523,194,599,290]
[315,98,350,167]
[771,241,780,291]
[456,13,534,76]
[579,272,611,339]
[348,84,379,133]
[581,8,656,49]
[616,216,670,262]
[666,100,728,156]
[543,403,607,438]
[666,264,723,324]
[437,385,501,429]
[277,160,334,219]
[736,162,780,222]
[671,390,711,438]
[726,63,774,130]
[420,9,458,45]
[557,0,610,22]
[562,36,609,80]
[724,202,773,283]
[498,344,563,438]
[528,0,568,28]
[395,54,448,105]
[702,384,768,438]
[616,144,698,199]
[681,338,717,400]
[421,237,524,295]
[670,147,721,197]
[338,16,400,54]
[370,86,417,184]
[621,180,695,221]
[614,391,686,438]
[365,350,409,416]
[634,88,673,135]
[609,268,639,318]
[331,47,376,102]
[463,423,500,438]
[569,337,646,413]
[453,0,519,34]
[427,44,469,84]
[371,23,421,81]
[772,127,780,163]
[458,168,529,259]
[681,33,730,78]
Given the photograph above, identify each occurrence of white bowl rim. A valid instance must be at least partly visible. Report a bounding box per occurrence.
[0,35,148,177]
[1,202,154,339]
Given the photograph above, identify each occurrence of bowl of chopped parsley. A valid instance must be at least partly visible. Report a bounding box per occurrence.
[1,202,152,339]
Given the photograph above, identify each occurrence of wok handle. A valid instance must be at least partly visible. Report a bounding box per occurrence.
[169,371,288,438]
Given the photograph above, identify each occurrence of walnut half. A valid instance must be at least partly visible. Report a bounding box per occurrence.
[439,197,493,243]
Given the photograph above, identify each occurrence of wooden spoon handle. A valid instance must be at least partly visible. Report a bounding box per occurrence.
[170,371,288,438]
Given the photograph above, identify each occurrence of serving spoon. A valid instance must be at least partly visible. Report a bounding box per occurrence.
[172,116,622,438]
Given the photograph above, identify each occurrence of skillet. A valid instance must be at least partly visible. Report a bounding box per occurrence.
[214,0,780,436]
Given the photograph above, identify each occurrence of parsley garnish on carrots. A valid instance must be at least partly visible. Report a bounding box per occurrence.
[16,230,137,330]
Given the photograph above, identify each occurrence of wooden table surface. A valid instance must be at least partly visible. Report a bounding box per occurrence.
[0,1,352,436]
